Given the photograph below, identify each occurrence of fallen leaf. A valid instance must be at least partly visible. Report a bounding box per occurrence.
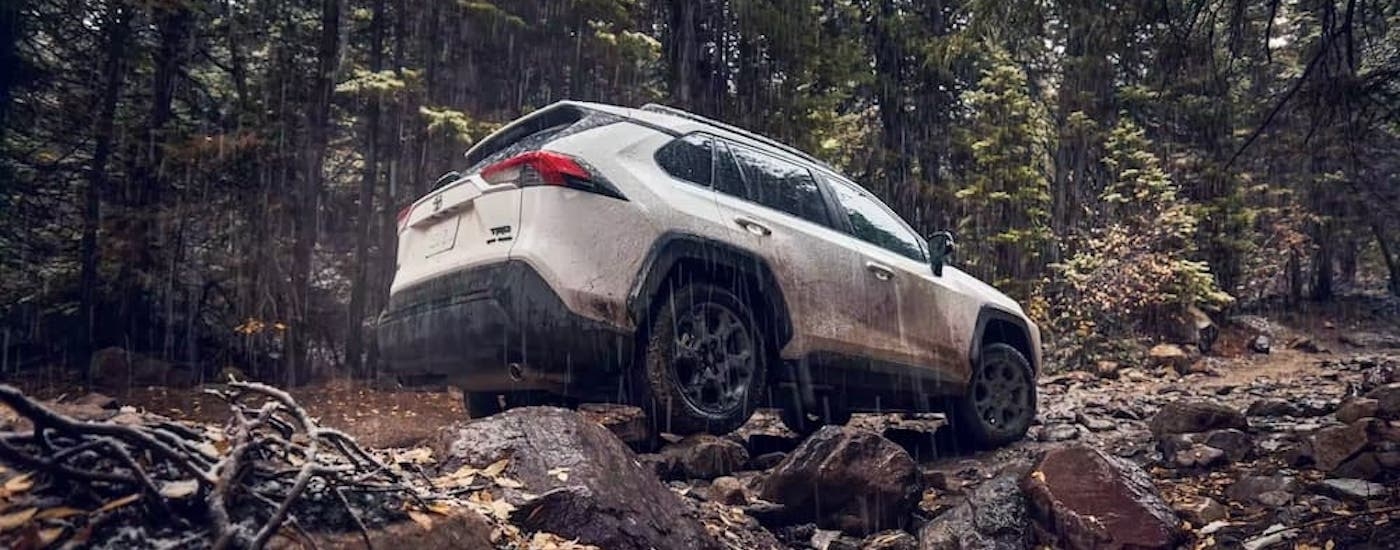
[483,459,509,479]
[495,477,523,489]
[3,473,33,496]
[34,507,84,520]
[0,507,37,532]
[426,501,455,515]
[38,526,64,547]
[160,479,199,499]
[407,510,434,530]
[95,494,141,514]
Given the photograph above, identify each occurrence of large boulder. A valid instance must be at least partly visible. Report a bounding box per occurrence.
[1149,399,1248,437]
[757,426,920,535]
[1308,418,1378,471]
[437,407,724,550]
[1367,383,1400,418]
[1147,343,1198,374]
[1022,445,1183,550]
[918,473,1028,550]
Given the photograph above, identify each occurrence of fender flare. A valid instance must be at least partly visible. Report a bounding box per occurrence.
[969,305,1039,374]
[626,232,793,348]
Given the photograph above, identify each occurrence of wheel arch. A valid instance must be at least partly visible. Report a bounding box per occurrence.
[627,232,793,352]
[970,306,1039,375]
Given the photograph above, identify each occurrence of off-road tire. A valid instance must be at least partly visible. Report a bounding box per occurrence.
[635,282,766,437]
[947,343,1036,449]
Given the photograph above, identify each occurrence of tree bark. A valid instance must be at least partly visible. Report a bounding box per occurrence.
[79,3,132,373]
[346,0,385,378]
[1374,223,1400,297]
[287,0,341,385]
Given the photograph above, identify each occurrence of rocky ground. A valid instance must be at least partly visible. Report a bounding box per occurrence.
[0,304,1398,549]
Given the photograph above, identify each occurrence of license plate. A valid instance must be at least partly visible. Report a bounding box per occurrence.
[423,215,460,256]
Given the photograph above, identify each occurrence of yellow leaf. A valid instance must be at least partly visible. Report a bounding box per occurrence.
[426,501,455,516]
[35,507,85,520]
[0,507,36,532]
[407,510,434,530]
[95,494,141,514]
[3,473,33,496]
[495,477,523,489]
[482,459,509,479]
[38,526,64,547]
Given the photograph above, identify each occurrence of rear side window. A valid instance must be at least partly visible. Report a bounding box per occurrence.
[727,144,830,227]
[464,106,620,175]
[655,134,712,186]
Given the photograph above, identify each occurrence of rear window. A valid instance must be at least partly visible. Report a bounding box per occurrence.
[463,106,620,175]
[655,134,712,186]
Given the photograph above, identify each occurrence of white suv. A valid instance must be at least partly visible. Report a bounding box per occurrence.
[378,101,1042,448]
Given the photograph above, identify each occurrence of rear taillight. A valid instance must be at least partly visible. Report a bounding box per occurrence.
[478,151,625,199]
[396,205,413,233]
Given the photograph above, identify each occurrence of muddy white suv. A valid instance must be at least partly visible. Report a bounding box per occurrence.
[377,101,1042,448]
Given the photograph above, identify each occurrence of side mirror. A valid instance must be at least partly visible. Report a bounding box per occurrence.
[434,171,462,189]
[928,231,955,276]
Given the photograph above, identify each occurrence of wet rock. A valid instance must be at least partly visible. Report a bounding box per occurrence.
[918,473,1028,550]
[1173,444,1226,469]
[729,409,800,455]
[752,451,787,471]
[1229,315,1275,337]
[1340,332,1400,349]
[438,407,723,550]
[1288,336,1326,353]
[1148,343,1197,374]
[1367,383,1400,418]
[757,426,920,535]
[1203,429,1255,462]
[1173,495,1227,525]
[863,530,918,550]
[1040,423,1081,442]
[810,530,861,550]
[1316,478,1389,501]
[1093,360,1120,379]
[656,434,749,480]
[1247,398,1297,417]
[1022,445,1182,550]
[1149,399,1248,437]
[578,403,649,444]
[1309,419,1375,471]
[707,476,748,506]
[1333,452,1383,480]
[1249,334,1272,354]
[1226,475,1298,506]
[1076,412,1116,432]
[1337,398,1380,423]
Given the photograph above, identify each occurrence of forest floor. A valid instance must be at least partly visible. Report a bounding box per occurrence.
[2,295,1398,548]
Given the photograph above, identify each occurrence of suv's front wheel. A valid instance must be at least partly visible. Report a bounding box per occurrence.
[948,343,1036,448]
[637,282,766,436]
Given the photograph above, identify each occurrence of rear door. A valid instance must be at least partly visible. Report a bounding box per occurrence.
[706,140,872,361]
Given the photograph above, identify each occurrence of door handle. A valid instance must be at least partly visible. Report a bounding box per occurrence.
[865,261,895,281]
[734,216,772,237]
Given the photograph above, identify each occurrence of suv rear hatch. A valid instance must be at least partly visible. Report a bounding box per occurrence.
[390,103,627,294]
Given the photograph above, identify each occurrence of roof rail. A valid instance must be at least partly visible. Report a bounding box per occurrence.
[638,103,833,170]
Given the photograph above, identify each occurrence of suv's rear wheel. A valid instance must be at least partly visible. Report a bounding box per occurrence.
[637,282,766,436]
[948,343,1036,448]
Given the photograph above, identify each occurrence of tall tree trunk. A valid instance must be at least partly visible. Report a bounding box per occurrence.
[0,0,25,137]
[346,0,385,378]
[1374,223,1400,297]
[288,0,341,385]
[80,3,132,372]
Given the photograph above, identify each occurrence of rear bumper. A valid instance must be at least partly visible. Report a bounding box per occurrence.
[376,260,632,395]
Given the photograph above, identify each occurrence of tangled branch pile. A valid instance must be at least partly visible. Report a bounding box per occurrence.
[0,382,418,549]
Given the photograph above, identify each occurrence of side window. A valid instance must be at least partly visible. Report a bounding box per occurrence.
[828,179,926,262]
[655,134,712,186]
[713,141,751,200]
[727,144,830,227]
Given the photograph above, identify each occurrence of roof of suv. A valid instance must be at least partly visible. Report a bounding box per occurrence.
[553,100,838,174]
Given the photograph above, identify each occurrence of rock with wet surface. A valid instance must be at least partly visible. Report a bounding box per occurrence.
[918,472,1028,550]
[757,425,920,535]
[1308,418,1377,471]
[1316,478,1389,501]
[1367,383,1400,418]
[1149,399,1248,437]
[1336,398,1380,423]
[1148,343,1199,374]
[1022,445,1182,550]
[1202,428,1255,462]
[655,434,749,480]
[1247,398,1297,417]
[1226,475,1298,506]
[437,406,725,550]
[1173,495,1227,526]
[707,475,748,505]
